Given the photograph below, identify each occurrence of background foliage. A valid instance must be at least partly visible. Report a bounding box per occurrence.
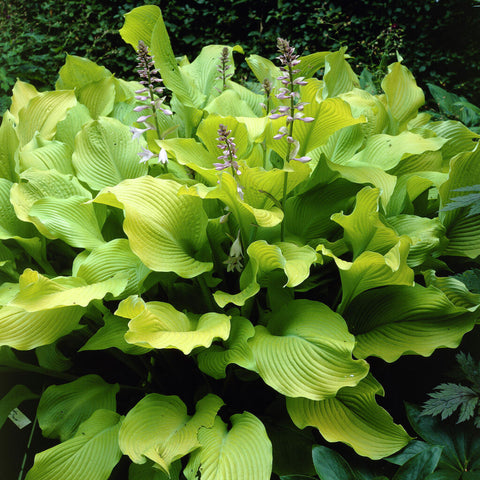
[1,0,479,114]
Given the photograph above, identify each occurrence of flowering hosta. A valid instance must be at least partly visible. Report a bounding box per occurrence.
[1,4,480,480]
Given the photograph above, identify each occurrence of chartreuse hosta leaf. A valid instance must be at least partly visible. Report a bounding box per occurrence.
[439,147,480,258]
[184,412,273,480]
[25,409,123,480]
[10,79,40,122]
[381,62,425,133]
[386,215,446,267]
[20,133,74,175]
[73,239,151,299]
[93,176,213,278]
[197,316,256,379]
[116,295,230,353]
[37,374,119,442]
[350,131,446,171]
[56,54,112,90]
[344,284,477,362]
[80,312,150,355]
[322,47,360,99]
[247,299,369,400]
[267,88,366,162]
[287,375,412,459]
[0,178,36,240]
[331,187,401,257]
[321,237,414,314]
[72,117,148,190]
[119,5,160,51]
[285,179,361,243]
[213,241,317,308]
[424,269,480,310]
[119,393,223,474]
[0,269,127,350]
[0,111,19,181]
[10,168,106,250]
[16,90,77,147]
[55,103,94,151]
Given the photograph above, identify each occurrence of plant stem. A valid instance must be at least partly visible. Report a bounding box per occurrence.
[197,275,219,312]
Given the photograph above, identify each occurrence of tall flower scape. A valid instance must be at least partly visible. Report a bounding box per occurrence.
[2,4,480,480]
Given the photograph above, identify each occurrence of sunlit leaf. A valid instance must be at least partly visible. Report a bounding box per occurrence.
[119,393,223,473]
[116,295,230,353]
[287,375,411,459]
[38,375,119,441]
[25,409,123,480]
[184,413,273,480]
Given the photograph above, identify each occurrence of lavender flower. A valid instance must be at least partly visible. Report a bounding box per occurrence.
[132,40,173,166]
[216,47,232,92]
[270,38,314,163]
[215,124,244,199]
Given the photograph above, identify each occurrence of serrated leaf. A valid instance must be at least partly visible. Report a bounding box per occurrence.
[37,375,119,441]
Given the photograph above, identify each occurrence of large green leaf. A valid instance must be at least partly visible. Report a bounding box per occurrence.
[56,54,112,91]
[344,284,476,362]
[72,117,147,190]
[320,237,414,314]
[79,312,150,355]
[9,269,127,312]
[184,412,273,480]
[0,111,19,181]
[129,460,182,480]
[331,186,401,257]
[322,48,360,99]
[351,131,446,171]
[20,134,74,175]
[73,239,151,299]
[119,393,223,473]
[116,295,230,353]
[439,148,480,258]
[0,269,127,350]
[0,178,36,240]
[287,375,412,459]
[387,215,446,267]
[25,409,123,480]
[311,445,358,480]
[381,62,425,133]
[247,299,369,400]
[285,179,360,243]
[16,90,77,147]
[93,176,213,278]
[213,241,318,308]
[197,316,256,379]
[37,375,119,441]
[10,169,104,250]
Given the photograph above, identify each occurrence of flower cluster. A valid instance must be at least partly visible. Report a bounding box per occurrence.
[260,78,273,114]
[131,40,172,165]
[214,124,244,200]
[270,38,314,163]
[216,47,232,92]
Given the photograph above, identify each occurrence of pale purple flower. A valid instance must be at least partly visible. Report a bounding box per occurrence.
[130,126,153,140]
[138,147,156,163]
[216,47,233,92]
[216,124,243,198]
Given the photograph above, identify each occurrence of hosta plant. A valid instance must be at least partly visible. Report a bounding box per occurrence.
[1,4,480,479]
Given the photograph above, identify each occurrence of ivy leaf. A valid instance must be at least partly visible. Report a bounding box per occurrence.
[421,383,479,422]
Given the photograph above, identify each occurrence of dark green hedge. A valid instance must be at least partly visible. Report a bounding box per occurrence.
[1,0,479,113]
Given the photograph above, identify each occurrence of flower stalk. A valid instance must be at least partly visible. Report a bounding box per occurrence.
[131,40,173,168]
